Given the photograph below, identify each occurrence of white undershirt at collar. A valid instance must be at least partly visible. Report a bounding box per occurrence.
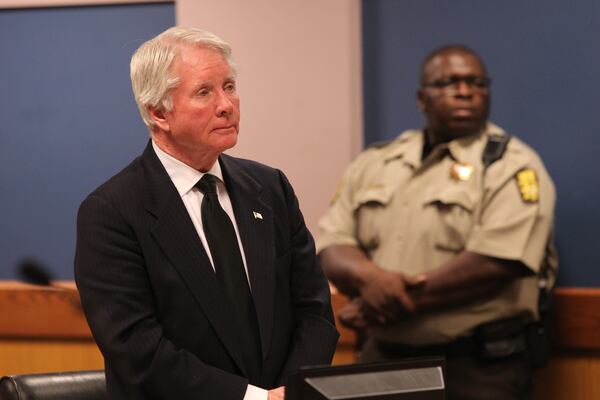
[151,141,250,281]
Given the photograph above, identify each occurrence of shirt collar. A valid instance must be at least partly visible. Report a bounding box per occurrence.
[152,141,224,197]
[381,129,425,169]
[381,122,502,169]
[447,121,503,165]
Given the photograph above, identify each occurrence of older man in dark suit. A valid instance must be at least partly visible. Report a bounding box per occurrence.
[75,27,338,400]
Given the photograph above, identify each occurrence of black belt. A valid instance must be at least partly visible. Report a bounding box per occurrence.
[376,336,478,358]
[376,315,531,360]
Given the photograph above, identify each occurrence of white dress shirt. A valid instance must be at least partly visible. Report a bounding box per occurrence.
[152,142,268,400]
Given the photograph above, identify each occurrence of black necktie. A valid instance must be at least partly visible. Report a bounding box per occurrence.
[196,174,262,383]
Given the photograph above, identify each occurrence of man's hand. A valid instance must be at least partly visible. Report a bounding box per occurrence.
[268,386,285,400]
[320,245,425,323]
[338,297,388,330]
[357,264,426,323]
[337,298,370,330]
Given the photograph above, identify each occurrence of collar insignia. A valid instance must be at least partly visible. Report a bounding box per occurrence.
[450,162,474,181]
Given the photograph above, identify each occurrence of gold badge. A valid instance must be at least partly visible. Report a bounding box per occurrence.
[516,169,539,203]
[450,162,474,181]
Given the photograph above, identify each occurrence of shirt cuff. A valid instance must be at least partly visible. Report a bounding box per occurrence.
[244,384,268,400]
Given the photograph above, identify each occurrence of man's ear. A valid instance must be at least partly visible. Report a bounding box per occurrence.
[416,88,427,113]
[148,106,170,132]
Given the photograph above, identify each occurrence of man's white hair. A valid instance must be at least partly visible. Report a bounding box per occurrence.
[130,26,236,131]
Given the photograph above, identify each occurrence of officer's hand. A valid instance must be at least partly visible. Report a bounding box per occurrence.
[358,265,426,322]
[338,298,394,329]
[338,298,370,330]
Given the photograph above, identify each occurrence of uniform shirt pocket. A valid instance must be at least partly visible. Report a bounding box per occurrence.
[424,187,476,252]
[352,187,393,253]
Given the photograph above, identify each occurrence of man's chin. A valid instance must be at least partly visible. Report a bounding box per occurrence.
[447,120,485,138]
[214,134,238,152]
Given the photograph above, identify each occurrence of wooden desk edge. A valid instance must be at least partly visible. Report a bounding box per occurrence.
[0,282,598,349]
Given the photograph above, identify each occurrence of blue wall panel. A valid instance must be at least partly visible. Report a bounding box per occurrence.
[362,0,600,286]
[0,3,174,279]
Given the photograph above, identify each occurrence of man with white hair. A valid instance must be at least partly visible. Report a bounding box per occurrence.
[75,27,338,400]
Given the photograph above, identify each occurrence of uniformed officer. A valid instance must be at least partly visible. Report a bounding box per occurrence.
[317,45,557,400]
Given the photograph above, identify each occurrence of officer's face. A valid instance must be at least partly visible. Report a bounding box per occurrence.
[417,51,490,143]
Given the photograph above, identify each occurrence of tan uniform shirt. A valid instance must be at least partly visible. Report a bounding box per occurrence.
[317,122,557,345]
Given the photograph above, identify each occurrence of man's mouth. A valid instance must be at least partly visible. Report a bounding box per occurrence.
[450,108,475,118]
[213,125,236,133]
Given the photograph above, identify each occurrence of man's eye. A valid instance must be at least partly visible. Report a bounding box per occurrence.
[425,76,491,90]
[472,77,489,88]
[428,78,454,88]
[436,78,454,87]
[197,89,210,97]
[224,83,236,92]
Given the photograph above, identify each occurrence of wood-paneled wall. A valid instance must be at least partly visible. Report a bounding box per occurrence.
[1,282,599,399]
[535,288,600,399]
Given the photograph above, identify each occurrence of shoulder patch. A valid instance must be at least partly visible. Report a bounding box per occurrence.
[516,169,539,203]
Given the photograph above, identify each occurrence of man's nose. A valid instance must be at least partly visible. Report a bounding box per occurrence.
[454,80,473,97]
[216,91,234,116]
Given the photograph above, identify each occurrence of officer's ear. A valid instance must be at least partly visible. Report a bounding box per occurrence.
[416,88,427,113]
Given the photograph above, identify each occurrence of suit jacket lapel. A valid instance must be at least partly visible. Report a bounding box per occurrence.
[139,142,248,376]
[220,155,276,359]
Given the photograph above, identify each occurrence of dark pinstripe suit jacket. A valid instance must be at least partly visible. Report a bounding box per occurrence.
[74,142,339,399]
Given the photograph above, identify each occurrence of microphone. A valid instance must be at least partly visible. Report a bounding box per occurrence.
[17,258,54,286]
[17,258,83,312]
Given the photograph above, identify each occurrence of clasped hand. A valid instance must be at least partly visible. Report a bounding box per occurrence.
[339,266,426,330]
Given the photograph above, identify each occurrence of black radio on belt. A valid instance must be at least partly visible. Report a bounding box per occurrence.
[473,315,528,360]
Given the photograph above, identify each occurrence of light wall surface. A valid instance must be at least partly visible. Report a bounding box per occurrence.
[177,0,363,232]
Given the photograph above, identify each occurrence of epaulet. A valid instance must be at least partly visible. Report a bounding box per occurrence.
[482,133,511,169]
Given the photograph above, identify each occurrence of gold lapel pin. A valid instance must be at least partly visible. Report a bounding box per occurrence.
[253,211,263,220]
[450,162,474,181]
